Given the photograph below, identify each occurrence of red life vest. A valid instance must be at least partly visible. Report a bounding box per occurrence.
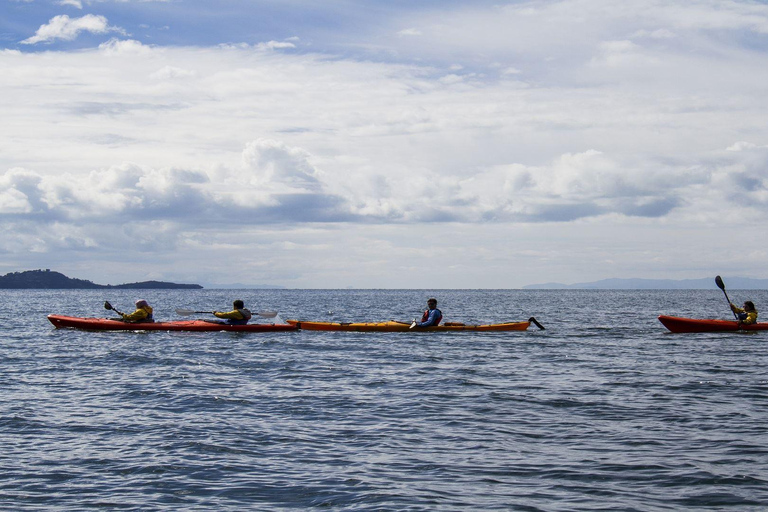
[420,308,443,326]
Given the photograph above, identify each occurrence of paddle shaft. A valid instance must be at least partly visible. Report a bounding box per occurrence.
[175,308,278,318]
[715,276,739,320]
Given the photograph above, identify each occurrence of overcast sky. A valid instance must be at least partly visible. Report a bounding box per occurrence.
[1,0,768,288]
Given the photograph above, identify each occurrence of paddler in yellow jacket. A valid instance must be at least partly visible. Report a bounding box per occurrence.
[730,300,758,325]
[121,299,154,323]
[213,300,252,325]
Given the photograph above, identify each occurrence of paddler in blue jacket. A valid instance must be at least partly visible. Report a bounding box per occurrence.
[731,301,758,325]
[413,298,443,328]
[120,299,154,323]
[213,300,252,325]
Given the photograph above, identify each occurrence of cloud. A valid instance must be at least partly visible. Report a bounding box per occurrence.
[98,38,152,55]
[0,140,353,226]
[57,0,83,9]
[3,1,768,286]
[255,40,296,51]
[22,14,124,44]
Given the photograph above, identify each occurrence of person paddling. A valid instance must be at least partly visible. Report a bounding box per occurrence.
[730,301,758,326]
[212,300,252,325]
[412,298,443,328]
[120,299,154,323]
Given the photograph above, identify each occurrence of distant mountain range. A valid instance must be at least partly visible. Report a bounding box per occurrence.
[523,277,768,290]
[0,269,203,289]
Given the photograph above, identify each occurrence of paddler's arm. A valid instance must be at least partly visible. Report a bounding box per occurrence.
[213,310,244,320]
[121,309,148,322]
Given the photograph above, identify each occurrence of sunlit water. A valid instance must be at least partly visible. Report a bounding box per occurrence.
[2,289,767,510]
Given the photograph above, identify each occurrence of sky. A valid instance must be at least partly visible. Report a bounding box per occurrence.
[1,0,768,288]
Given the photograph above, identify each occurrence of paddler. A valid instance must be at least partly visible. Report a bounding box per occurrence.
[412,297,443,328]
[730,300,758,325]
[120,299,154,323]
[212,300,252,325]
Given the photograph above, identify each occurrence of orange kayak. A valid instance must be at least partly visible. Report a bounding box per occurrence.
[286,319,533,332]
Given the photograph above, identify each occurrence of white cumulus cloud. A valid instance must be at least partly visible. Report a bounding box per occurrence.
[22,14,124,45]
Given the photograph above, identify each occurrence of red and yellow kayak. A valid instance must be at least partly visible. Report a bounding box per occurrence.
[658,315,768,333]
[48,314,297,332]
[286,319,532,332]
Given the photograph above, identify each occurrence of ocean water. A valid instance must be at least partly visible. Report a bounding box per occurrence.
[1,288,768,511]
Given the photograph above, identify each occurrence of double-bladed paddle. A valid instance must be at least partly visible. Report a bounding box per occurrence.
[715,275,739,320]
[175,308,278,318]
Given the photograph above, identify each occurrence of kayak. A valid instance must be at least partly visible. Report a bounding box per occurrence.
[47,314,297,332]
[658,315,768,333]
[285,319,531,332]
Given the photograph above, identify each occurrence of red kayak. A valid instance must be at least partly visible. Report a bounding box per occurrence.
[658,315,768,333]
[48,314,297,332]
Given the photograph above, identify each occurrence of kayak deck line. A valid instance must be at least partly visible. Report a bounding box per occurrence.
[47,314,297,332]
[658,315,768,333]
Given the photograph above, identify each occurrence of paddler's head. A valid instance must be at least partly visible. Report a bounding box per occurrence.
[135,299,149,308]
[427,298,437,309]
[233,300,244,309]
[744,301,756,312]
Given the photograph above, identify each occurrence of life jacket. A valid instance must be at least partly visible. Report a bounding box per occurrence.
[738,309,758,324]
[420,308,443,326]
[123,305,154,323]
[227,308,252,325]
[733,304,758,325]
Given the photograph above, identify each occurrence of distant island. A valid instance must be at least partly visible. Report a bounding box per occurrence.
[523,277,768,290]
[0,269,203,289]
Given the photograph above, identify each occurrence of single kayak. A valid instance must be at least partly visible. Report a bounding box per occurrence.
[658,315,768,333]
[286,319,532,332]
[48,314,297,332]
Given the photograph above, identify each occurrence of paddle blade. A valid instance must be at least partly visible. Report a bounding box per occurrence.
[175,308,203,316]
[528,316,546,330]
[715,275,725,291]
[104,301,113,311]
[256,311,278,318]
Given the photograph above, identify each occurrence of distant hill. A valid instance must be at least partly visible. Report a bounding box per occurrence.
[523,277,768,290]
[0,269,203,289]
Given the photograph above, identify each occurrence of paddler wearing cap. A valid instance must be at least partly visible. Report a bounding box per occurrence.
[120,299,154,323]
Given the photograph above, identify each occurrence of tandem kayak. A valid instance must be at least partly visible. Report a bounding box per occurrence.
[658,315,768,333]
[285,319,533,332]
[48,314,297,332]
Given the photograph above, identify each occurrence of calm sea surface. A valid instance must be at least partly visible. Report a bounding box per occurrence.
[1,289,768,511]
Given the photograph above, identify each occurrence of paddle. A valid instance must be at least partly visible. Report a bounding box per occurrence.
[175,308,278,318]
[528,316,546,330]
[104,301,124,316]
[715,275,739,320]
